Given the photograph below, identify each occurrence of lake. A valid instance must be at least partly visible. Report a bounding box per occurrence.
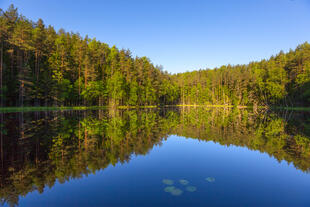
[1,108,310,207]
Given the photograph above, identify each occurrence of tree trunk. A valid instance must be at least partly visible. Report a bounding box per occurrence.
[0,41,3,108]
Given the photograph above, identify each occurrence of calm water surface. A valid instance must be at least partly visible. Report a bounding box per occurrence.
[1,108,310,206]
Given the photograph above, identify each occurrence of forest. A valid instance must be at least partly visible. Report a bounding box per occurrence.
[0,5,310,108]
[173,43,310,107]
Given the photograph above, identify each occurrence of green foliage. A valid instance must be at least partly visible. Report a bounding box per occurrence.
[81,81,105,102]
[0,5,176,107]
[173,43,310,107]
[1,5,310,108]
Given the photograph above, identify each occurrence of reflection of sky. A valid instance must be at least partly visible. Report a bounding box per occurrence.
[15,135,310,207]
[1,0,310,73]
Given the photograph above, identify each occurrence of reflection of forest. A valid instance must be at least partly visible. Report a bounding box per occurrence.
[1,108,310,206]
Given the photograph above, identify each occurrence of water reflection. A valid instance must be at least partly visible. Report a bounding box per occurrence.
[0,108,310,206]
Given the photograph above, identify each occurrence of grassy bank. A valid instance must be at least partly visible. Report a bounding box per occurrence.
[0,105,159,113]
[0,105,241,113]
[0,106,104,113]
[172,104,249,108]
[0,105,308,113]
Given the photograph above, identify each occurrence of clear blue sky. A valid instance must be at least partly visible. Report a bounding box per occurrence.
[1,0,310,73]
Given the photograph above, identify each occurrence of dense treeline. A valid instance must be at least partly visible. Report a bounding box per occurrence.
[173,43,310,106]
[1,5,310,108]
[1,108,310,206]
[0,5,179,107]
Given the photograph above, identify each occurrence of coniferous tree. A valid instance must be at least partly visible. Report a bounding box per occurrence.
[0,5,310,108]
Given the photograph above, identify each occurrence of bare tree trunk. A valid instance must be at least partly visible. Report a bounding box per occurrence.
[0,41,3,108]
[18,50,24,107]
[78,52,82,105]
[35,51,40,106]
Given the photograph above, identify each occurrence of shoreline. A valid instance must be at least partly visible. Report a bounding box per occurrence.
[0,105,308,113]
